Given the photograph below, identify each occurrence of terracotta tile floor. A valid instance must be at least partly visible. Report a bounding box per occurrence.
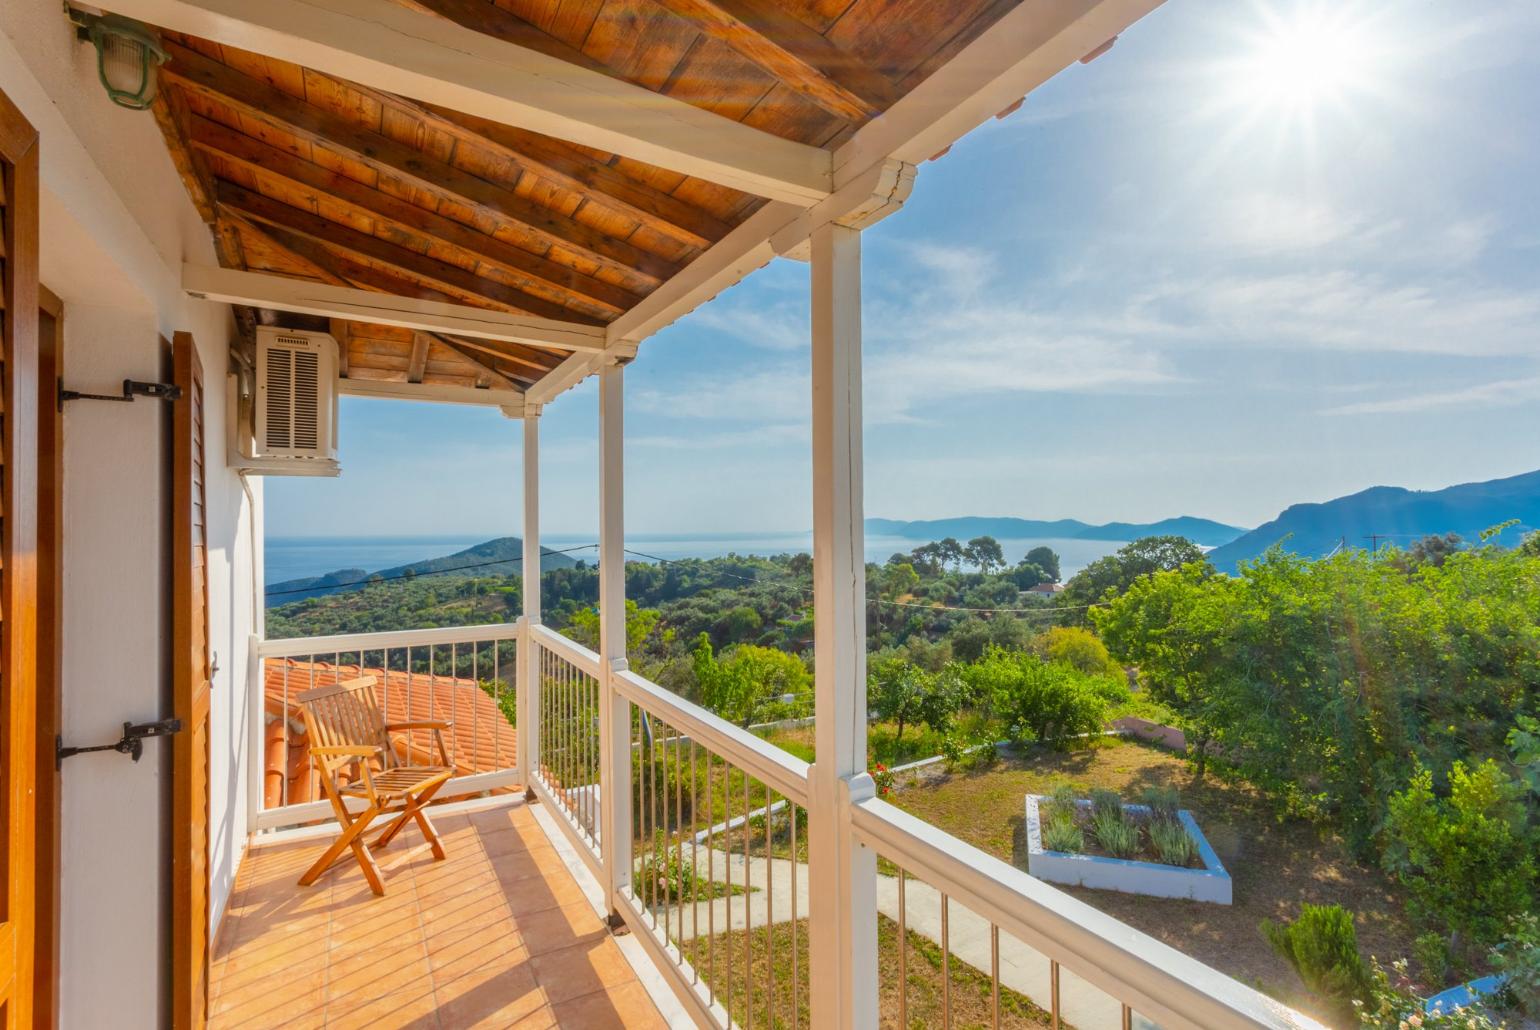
[210,800,668,1029]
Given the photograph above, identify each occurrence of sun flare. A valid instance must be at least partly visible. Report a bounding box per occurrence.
[1228,6,1382,117]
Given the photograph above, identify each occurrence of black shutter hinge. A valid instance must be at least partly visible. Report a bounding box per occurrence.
[56,718,184,769]
[59,379,183,408]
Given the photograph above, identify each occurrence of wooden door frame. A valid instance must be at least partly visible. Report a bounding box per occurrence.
[34,285,61,1030]
[0,85,40,1030]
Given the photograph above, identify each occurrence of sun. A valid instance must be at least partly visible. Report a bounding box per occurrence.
[1227,5,1382,117]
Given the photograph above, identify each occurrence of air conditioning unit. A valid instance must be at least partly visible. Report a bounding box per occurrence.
[229,328,341,476]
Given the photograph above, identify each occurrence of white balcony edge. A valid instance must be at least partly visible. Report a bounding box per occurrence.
[254,768,522,832]
[257,621,523,659]
[529,622,603,678]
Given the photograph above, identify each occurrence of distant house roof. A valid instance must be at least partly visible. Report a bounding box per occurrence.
[1026,582,1064,595]
[263,658,517,808]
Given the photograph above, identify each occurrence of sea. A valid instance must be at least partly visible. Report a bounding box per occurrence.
[265,532,1129,588]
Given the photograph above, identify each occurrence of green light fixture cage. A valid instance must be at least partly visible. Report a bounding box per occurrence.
[71,10,168,111]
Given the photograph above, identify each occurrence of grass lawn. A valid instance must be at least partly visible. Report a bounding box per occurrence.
[690,915,1054,1030]
[888,738,1419,1023]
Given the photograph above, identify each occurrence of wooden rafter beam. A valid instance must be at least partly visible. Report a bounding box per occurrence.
[188,115,641,316]
[359,89,734,249]
[645,0,902,122]
[407,331,431,384]
[101,0,833,202]
[440,334,564,378]
[160,41,683,284]
[215,180,604,325]
[429,336,522,390]
[404,0,612,76]
[183,264,608,352]
[329,317,350,377]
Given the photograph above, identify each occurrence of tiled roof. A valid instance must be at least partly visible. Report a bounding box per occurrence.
[263,658,517,808]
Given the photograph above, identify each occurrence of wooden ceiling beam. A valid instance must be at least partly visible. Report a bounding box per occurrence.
[216,180,604,325]
[160,41,683,284]
[103,0,833,202]
[369,91,733,249]
[189,115,642,316]
[404,0,612,76]
[407,331,431,384]
[644,0,902,122]
[183,264,607,352]
[439,335,564,377]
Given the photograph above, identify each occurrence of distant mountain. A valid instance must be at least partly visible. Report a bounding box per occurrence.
[266,536,580,605]
[1205,469,1540,573]
[865,515,1248,549]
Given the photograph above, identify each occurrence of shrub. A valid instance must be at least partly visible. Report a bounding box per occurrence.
[957,649,1107,746]
[1381,761,1538,954]
[1043,817,1085,854]
[1492,912,1540,1018]
[1260,903,1369,1013]
[1149,818,1196,867]
[1089,788,1123,822]
[1354,958,1502,1029]
[1092,808,1139,858]
[870,762,894,797]
[1036,626,1119,675]
[634,831,705,905]
[1140,785,1180,820]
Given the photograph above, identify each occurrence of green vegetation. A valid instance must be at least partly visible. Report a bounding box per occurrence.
[1260,904,1370,1020]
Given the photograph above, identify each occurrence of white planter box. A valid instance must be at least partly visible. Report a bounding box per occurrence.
[1024,796,1232,905]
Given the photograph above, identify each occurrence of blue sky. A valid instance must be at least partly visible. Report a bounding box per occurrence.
[267,0,1540,539]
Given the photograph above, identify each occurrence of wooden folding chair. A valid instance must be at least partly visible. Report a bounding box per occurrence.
[295,675,453,896]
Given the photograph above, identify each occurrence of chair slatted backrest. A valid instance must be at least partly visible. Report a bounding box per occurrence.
[297,676,397,771]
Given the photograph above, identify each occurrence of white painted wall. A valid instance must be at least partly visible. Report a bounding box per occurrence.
[0,3,261,1026]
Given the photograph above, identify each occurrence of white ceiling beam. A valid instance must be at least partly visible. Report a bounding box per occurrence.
[524,352,599,406]
[183,265,606,352]
[102,0,833,204]
[339,377,525,412]
[833,0,1166,180]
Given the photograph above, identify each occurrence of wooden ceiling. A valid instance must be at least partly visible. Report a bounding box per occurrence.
[146,0,1022,397]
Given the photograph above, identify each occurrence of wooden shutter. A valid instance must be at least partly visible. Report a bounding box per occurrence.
[171,331,211,1030]
[0,87,39,1030]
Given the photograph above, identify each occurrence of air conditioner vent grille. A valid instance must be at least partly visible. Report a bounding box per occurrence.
[253,327,338,464]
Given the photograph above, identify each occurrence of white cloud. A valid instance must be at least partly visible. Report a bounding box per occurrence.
[1322,375,1540,415]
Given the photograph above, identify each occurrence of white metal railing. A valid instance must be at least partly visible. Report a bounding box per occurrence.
[525,623,604,869]
[516,624,1320,1030]
[614,667,812,1029]
[849,797,1323,1030]
[253,622,522,831]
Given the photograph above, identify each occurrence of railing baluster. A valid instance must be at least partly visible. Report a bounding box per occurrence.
[743,771,751,1030]
[1051,959,1061,1030]
[897,868,907,1030]
[941,891,951,1030]
[791,800,799,1030]
[991,923,1000,1030]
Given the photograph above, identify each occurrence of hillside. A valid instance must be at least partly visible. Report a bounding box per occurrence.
[265,536,580,605]
[1206,468,1540,572]
[866,514,1247,548]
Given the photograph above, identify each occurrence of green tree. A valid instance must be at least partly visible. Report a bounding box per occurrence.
[957,649,1106,746]
[1059,536,1210,624]
[1092,563,1235,776]
[964,535,1006,574]
[1035,626,1119,676]
[1025,546,1061,583]
[868,654,960,741]
[1009,560,1048,590]
[691,634,811,726]
[567,599,663,655]
[1382,761,1537,956]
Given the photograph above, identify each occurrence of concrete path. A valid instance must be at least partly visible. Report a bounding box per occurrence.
[639,845,1148,1029]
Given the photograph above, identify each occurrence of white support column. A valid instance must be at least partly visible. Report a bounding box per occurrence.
[596,360,632,919]
[807,222,878,1029]
[517,405,542,790]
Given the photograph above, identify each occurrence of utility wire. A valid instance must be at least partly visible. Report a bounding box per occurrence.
[875,598,1101,615]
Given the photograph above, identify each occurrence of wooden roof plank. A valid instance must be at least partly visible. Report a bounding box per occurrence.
[160,40,686,284]
[217,180,604,324]
[110,0,835,202]
[645,0,902,122]
[407,331,431,383]
[187,114,640,314]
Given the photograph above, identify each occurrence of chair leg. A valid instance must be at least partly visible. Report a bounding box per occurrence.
[415,807,446,862]
[300,802,380,889]
[372,805,415,850]
[376,780,448,859]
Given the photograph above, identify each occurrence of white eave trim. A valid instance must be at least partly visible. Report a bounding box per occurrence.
[183,265,606,352]
[102,0,833,204]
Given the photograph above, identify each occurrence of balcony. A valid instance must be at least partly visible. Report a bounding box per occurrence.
[244,621,1321,1028]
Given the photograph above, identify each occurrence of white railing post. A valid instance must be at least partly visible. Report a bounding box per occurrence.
[518,405,542,791]
[807,221,878,1029]
[597,359,632,921]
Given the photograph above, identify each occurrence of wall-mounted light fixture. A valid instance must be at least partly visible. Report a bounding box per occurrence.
[67,8,168,110]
